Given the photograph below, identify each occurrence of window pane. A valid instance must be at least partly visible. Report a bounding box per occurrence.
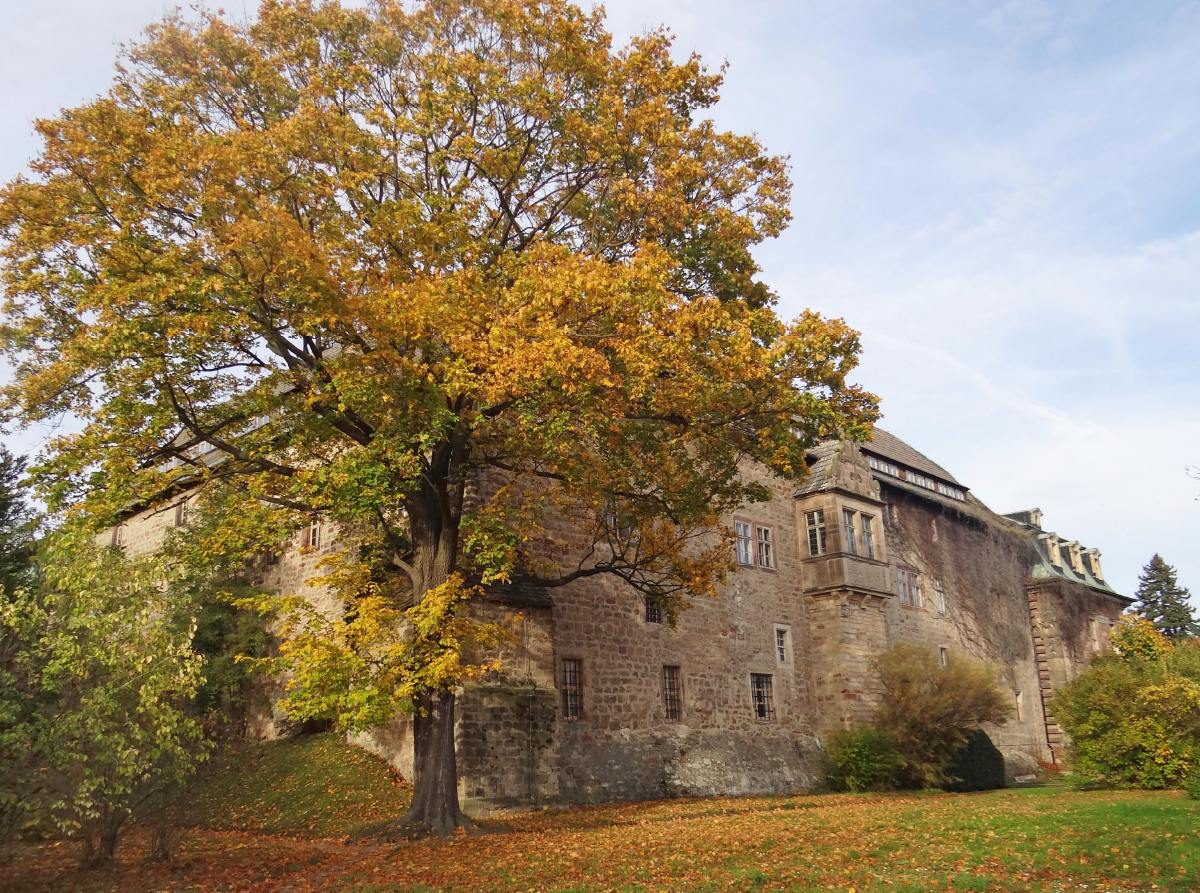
[562,659,582,719]
[910,575,921,608]
[898,569,909,604]
[751,673,775,721]
[663,666,681,721]
[805,510,826,556]
[776,628,787,663]
[756,526,774,568]
[735,521,753,566]
[645,597,662,624]
[842,509,857,555]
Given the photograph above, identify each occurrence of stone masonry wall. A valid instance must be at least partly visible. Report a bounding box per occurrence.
[879,483,1055,769]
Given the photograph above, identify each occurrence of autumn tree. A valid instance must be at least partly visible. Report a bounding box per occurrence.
[0,0,877,832]
[1133,555,1199,639]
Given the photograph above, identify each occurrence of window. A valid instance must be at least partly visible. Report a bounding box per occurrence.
[909,573,922,608]
[805,510,826,556]
[1015,690,1025,722]
[735,521,754,566]
[775,627,789,663]
[842,509,857,555]
[750,673,775,721]
[935,481,966,501]
[866,455,900,477]
[756,526,774,569]
[934,580,946,615]
[897,569,909,605]
[645,597,663,624]
[112,524,125,547]
[561,659,582,720]
[663,666,681,721]
[175,500,189,527]
[860,515,875,559]
[306,519,322,549]
[939,646,949,668]
[1091,618,1110,653]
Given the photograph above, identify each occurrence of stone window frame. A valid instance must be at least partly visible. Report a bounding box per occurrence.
[774,624,791,664]
[662,665,682,722]
[938,645,949,668]
[860,513,876,560]
[842,508,858,555]
[933,580,947,615]
[755,524,776,571]
[733,518,755,567]
[645,596,663,625]
[560,657,584,721]
[804,510,827,557]
[750,673,776,721]
[897,567,922,608]
[1014,689,1025,722]
[306,518,322,549]
[733,516,776,571]
[174,499,190,528]
[111,524,125,547]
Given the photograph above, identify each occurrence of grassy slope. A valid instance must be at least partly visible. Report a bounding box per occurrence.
[6,734,1198,892]
[181,732,412,838]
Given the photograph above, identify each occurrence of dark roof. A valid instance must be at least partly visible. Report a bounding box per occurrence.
[862,428,962,486]
[1029,538,1127,601]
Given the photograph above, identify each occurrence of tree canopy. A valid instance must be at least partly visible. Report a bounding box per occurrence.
[1133,555,1198,639]
[0,0,878,831]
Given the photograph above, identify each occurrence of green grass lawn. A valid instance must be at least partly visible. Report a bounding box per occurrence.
[6,733,1197,892]
[181,732,413,837]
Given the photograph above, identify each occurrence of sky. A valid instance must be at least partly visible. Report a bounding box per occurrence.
[1,0,1198,600]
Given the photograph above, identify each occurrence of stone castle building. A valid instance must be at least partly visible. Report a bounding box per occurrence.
[110,428,1128,812]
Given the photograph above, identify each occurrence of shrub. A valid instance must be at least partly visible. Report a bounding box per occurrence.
[1052,618,1200,790]
[825,726,903,792]
[943,729,1006,792]
[875,644,1012,788]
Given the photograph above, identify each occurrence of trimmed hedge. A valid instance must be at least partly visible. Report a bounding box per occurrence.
[943,729,1006,792]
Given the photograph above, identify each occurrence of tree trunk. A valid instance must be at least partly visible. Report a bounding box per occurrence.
[80,807,125,868]
[401,686,470,833]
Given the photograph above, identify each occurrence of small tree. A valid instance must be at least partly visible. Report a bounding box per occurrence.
[23,532,208,866]
[1132,555,1199,639]
[874,644,1012,788]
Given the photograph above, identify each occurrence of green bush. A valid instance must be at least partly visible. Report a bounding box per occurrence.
[1186,771,1200,801]
[1051,617,1200,790]
[942,729,1006,792]
[825,726,903,792]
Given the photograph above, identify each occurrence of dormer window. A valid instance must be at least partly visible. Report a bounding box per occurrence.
[1066,542,1084,574]
[1045,534,1061,567]
[1083,549,1104,580]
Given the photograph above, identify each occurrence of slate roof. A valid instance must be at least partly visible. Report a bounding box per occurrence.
[794,440,842,497]
[862,428,962,486]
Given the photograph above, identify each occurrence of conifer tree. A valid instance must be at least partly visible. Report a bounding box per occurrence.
[1132,555,1199,639]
